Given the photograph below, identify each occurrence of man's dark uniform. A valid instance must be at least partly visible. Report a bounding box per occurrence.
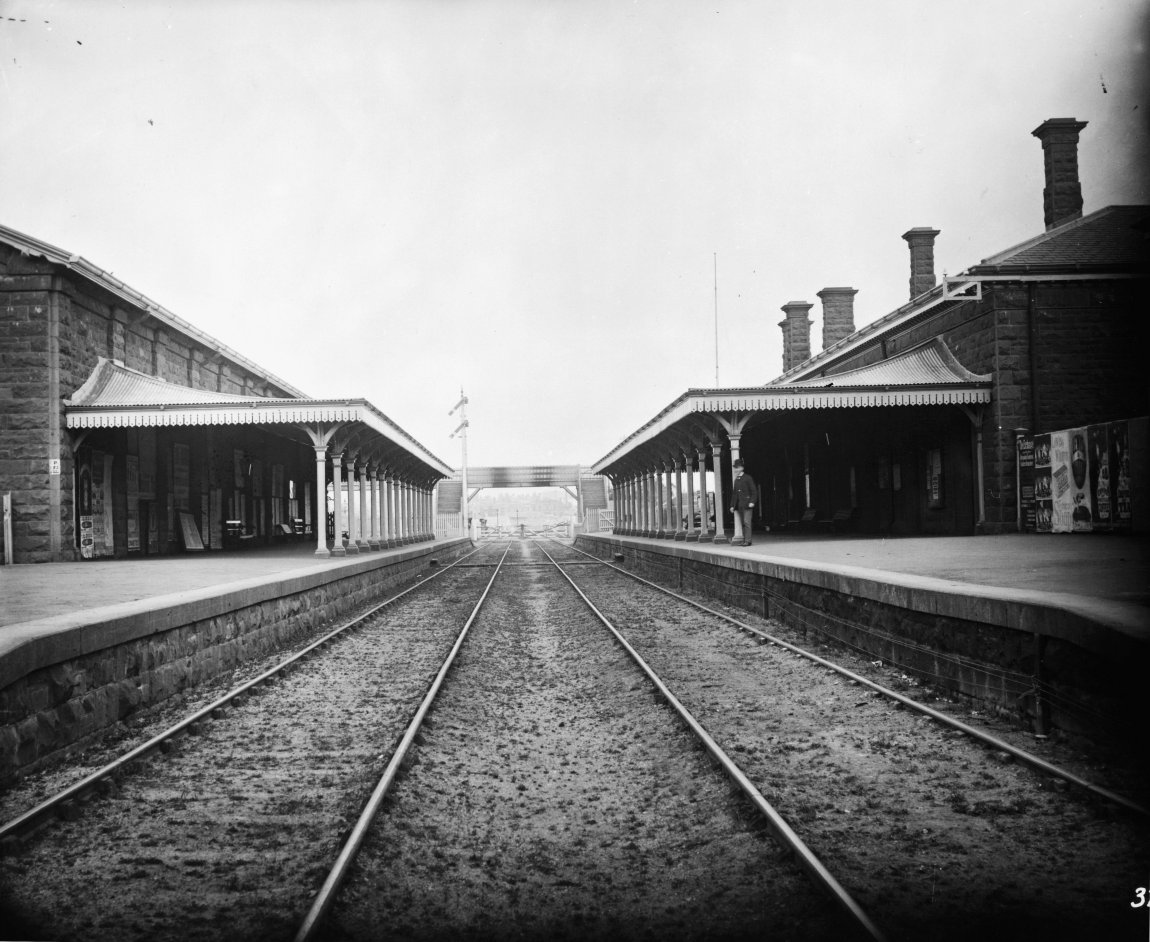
[730,464,756,546]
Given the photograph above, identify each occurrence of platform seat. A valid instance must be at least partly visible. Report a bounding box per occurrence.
[786,509,818,531]
[820,508,858,533]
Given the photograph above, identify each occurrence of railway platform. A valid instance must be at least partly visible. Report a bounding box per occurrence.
[576,530,1150,742]
[2,532,1146,635]
[595,531,1150,637]
[0,531,1147,772]
[0,540,467,629]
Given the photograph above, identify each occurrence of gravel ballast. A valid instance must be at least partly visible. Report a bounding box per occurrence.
[1,540,1147,941]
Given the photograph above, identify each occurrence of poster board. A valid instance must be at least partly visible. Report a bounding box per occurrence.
[178,511,205,551]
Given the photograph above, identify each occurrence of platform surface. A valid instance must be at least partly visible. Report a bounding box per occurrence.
[1,532,1147,630]
[0,540,462,629]
[584,530,1150,636]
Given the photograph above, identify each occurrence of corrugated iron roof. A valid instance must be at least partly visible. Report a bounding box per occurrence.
[780,338,990,388]
[591,340,991,471]
[67,358,282,407]
[64,359,452,476]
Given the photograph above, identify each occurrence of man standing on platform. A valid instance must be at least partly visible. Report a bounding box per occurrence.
[730,459,757,546]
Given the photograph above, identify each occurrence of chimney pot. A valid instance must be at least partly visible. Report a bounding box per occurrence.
[902,227,941,301]
[1032,118,1088,231]
[779,301,813,372]
[817,287,858,350]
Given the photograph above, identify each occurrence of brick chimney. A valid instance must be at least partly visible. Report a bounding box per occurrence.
[901,227,940,300]
[1032,118,1088,231]
[779,301,813,372]
[817,287,857,350]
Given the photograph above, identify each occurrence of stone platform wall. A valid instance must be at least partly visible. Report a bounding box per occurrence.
[575,535,1148,745]
[0,542,471,781]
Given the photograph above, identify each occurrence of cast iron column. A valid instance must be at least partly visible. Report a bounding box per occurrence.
[711,442,727,543]
[313,445,330,556]
[330,451,346,556]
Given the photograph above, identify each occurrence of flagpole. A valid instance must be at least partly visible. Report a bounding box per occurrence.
[713,252,719,387]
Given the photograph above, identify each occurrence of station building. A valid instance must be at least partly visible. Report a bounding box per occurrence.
[594,118,1149,539]
[0,227,451,564]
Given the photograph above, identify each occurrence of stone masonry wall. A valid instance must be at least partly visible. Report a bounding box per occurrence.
[0,257,53,564]
[0,243,300,562]
[822,278,1147,531]
[0,543,470,781]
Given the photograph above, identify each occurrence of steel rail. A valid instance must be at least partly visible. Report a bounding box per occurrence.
[533,541,888,942]
[292,541,514,942]
[552,539,1150,818]
[0,543,496,847]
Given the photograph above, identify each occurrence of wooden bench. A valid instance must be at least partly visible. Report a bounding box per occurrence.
[820,508,857,533]
[786,509,818,531]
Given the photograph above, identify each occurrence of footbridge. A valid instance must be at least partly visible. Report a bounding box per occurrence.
[435,465,612,534]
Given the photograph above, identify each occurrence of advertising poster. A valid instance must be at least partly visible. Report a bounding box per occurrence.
[87,450,116,556]
[101,452,115,555]
[927,448,943,508]
[1068,427,1092,532]
[1130,417,1149,528]
[126,454,140,551]
[1033,433,1052,532]
[1110,421,1132,529]
[210,487,224,549]
[1088,424,1112,530]
[173,443,190,508]
[1017,436,1035,530]
[1048,430,1074,533]
[78,453,94,559]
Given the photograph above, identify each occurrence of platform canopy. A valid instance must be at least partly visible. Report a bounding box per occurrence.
[592,338,991,475]
[65,357,452,479]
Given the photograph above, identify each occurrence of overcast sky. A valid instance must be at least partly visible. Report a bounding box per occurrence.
[2,0,1148,469]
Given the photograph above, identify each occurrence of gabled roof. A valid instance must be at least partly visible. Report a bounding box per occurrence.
[971,205,1150,274]
[774,204,1149,386]
[65,358,453,477]
[0,223,306,398]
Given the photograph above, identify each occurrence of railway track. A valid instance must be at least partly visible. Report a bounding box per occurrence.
[307,538,868,941]
[0,542,507,940]
[529,538,1150,941]
[1,538,1147,941]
